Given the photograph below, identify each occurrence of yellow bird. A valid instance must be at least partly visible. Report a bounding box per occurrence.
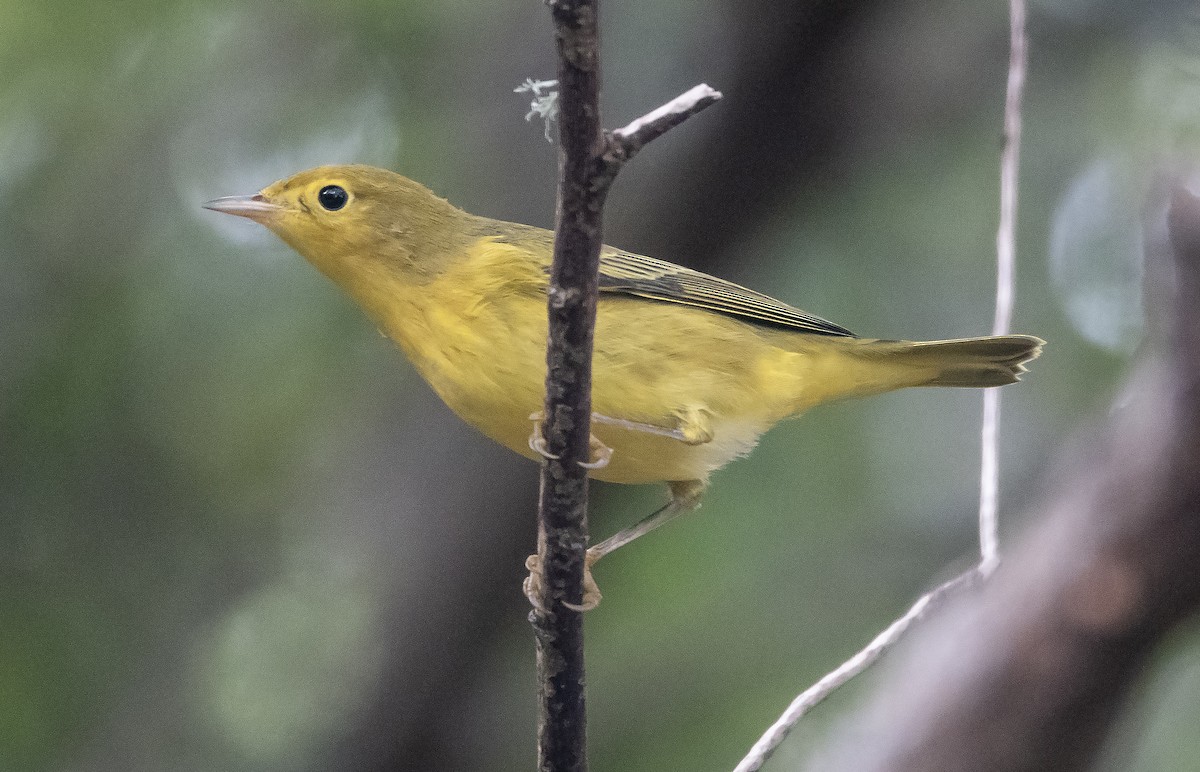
[205,164,1042,607]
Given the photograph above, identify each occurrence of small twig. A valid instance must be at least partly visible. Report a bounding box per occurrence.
[610,84,723,159]
[979,0,1027,575]
[732,568,982,772]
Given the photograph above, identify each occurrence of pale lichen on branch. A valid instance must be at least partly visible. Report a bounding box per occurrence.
[514,77,561,142]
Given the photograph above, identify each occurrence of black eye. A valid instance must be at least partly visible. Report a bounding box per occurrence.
[317,185,348,211]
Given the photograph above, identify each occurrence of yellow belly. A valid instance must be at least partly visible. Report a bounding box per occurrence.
[387,300,795,484]
[362,241,807,486]
[467,402,771,485]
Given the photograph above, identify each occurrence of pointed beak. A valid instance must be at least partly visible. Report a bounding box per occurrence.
[202,193,282,221]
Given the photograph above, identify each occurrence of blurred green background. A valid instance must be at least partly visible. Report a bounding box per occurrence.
[3,0,1199,770]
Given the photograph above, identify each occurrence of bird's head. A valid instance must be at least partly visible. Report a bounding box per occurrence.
[204,164,469,282]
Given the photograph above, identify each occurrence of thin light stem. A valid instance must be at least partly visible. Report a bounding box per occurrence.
[732,570,982,772]
[979,391,1002,574]
[610,84,722,158]
[808,182,1200,771]
[733,1,1030,767]
[979,0,1027,574]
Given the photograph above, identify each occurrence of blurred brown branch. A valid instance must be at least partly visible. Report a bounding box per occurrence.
[808,182,1200,770]
[623,0,887,274]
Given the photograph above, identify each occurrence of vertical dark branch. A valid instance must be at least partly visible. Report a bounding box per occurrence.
[530,4,721,769]
[533,2,605,771]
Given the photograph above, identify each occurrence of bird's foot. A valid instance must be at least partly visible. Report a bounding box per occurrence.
[529,413,614,470]
[523,548,603,613]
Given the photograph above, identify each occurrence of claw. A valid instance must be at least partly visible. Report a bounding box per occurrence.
[562,596,600,612]
[563,548,603,610]
[527,412,561,460]
[578,435,613,470]
[523,548,603,612]
[523,554,549,613]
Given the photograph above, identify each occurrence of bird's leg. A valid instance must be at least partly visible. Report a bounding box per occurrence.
[525,408,711,611]
[591,405,714,446]
[523,417,612,612]
[533,406,713,452]
[523,479,707,612]
[591,413,688,442]
[589,479,707,560]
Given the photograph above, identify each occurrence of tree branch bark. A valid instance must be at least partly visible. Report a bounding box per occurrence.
[531,4,721,771]
[807,181,1200,771]
[531,3,604,770]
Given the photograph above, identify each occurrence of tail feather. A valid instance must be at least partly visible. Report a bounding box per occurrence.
[872,335,1044,388]
[781,333,1043,412]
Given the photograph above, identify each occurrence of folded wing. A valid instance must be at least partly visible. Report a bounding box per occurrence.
[599,250,854,337]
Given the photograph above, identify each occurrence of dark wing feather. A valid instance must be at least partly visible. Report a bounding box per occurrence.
[598,250,854,337]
